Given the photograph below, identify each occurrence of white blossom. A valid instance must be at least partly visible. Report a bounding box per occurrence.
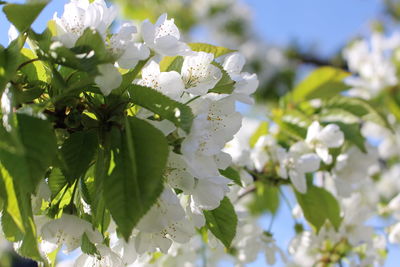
[8,24,18,44]
[305,121,344,164]
[40,214,102,253]
[277,142,320,193]
[138,61,185,100]
[74,245,122,267]
[109,23,150,69]
[343,32,400,98]
[223,52,259,104]
[181,52,222,95]
[389,222,400,244]
[53,0,117,48]
[94,64,123,95]
[141,13,191,56]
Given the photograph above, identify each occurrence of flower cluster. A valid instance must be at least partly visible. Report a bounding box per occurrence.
[4,0,400,266]
[0,0,261,266]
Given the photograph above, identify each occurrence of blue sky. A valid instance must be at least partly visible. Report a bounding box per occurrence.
[1,0,399,266]
[245,0,383,57]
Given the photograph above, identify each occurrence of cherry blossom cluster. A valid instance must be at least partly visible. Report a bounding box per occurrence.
[1,0,261,266]
[139,30,400,266]
[3,0,400,266]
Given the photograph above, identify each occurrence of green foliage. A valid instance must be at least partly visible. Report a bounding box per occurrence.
[0,166,24,240]
[3,1,47,32]
[75,29,114,63]
[16,113,58,191]
[0,36,24,95]
[48,168,68,197]
[249,122,269,148]
[188,43,235,58]
[1,211,23,242]
[219,167,242,186]
[273,109,311,141]
[290,67,350,103]
[104,117,168,240]
[113,58,151,94]
[204,197,238,248]
[209,62,236,94]
[159,56,184,72]
[248,182,280,215]
[61,130,98,183]
[322,96,391,129]
[326,121,366,153]
[295,185,342,232]
[0,165,42,261]
[20,48,47,82]
[127,84,194,133]
[81,232,100,256]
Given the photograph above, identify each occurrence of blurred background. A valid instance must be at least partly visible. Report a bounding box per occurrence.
[1,0,400,266]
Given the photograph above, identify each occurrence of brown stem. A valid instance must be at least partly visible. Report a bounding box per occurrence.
[17,58,40,70]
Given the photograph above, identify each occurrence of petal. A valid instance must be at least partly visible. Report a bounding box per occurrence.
[223,52,246,74]
[191,178,229,210]
[315,145,332,164]
[8,25,18,44]
[159,71,185,100]
[389,223,400,244]
[214,151,232,169]
[94,64,122,95]
[296,153,320,173]
[155,13,168,27]
[234,72,259,96]
[141,60,161,78]
[289,169,307,193]
[319,124,345,148]
[155,36,190,56]
[289,141,311,155]
[141,19,156,46]
[306,121,321,143]
[153,233,172,253]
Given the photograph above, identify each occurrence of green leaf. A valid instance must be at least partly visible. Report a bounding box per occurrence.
[3,1,47,32]
[323,96,391,130]
[104,117,168,240]
[290,67,350,102]
[20,48,47,82]
[113,58,150,94]
[14,81,46,105]
[75,28,114,63]
[248,182,280,215]
[19,218,43,261]
[319,108,360,124]
[46,247,60,267]
[295,185,342,232]
[249,122,269,148]
[203,197,238,248]
[48,168,68,197]
[1,211,24,242]
[273,109,310,141]
[159,56,184,72]
[277,120,307,140]
[219,167,242,186]
[188,43,235,58]
[0,37,24,95]
[127,85,194,133]
[209,62,235,94]
[0,164,42,261]
[81,232,99,256]
[17,113,57,190]
[61,130,98,183]
[0,165,24,237]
